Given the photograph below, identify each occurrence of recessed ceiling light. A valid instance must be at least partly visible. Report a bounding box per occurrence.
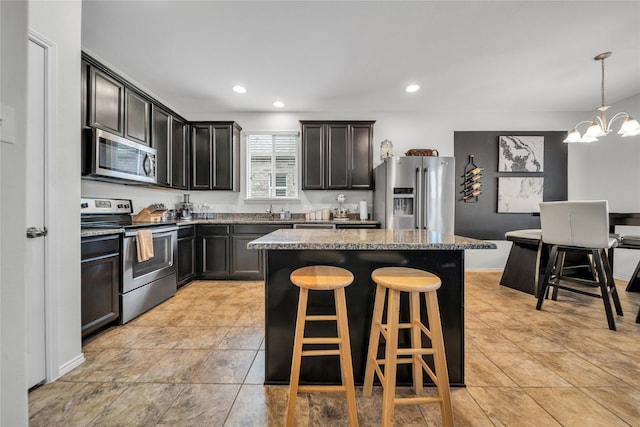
[233,85,247,94]
[405,84,420,93]
[273,101,285,108]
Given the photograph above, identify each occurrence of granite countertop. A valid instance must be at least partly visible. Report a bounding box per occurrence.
[177,218,379,226]
[247,228,497,250]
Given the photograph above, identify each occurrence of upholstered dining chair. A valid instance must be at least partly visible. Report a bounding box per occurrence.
[536,200,623,330]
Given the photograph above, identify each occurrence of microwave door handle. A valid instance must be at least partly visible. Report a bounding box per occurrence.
[143,153,154,176]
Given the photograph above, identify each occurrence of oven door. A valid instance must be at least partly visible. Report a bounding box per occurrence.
[122,227,177,293]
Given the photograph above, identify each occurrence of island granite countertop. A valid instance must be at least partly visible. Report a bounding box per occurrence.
[247,228,497,250]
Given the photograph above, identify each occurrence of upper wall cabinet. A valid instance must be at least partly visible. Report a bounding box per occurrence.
[301,121,374,190]
[191,122,241,191]
[151,105,171,187]
[171,117,189,190]
[89,67,125,136]
[125,89,150,146]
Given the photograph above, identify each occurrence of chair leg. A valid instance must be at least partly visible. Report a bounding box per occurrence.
[601,249,623,316]
[363,284,386,397]
[537,245,558,310]
[334,288,359,427]
[286,288,309,427]
[409,291,423,394]
[626,259,640,292]
[551,251,566,301]
[592,249,617,331]
[381,289,400,427]
[425,291,454,427]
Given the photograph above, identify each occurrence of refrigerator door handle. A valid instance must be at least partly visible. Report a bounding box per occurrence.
[423,168,429,230]
[415,167,422,229]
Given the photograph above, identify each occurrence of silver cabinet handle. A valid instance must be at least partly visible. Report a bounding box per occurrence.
[26,227,48,238]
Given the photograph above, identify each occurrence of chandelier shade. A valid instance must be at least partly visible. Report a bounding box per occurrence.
[564,52,640,143]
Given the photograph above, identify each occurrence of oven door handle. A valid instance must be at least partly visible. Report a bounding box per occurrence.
[124,227,177,238]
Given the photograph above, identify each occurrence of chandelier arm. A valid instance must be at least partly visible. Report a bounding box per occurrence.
[593,115,607,131]
[607,111,630,129]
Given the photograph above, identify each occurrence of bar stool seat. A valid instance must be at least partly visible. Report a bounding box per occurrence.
[363,267,453,427]
[286,265,358,427]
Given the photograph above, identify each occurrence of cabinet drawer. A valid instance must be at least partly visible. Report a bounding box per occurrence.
[198,225,230,235]
[178,225,195,238]
[232,224,292,234]
[81,235,120,260]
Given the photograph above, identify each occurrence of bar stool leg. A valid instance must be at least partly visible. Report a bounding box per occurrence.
[286,287,309,427]
[335,288,359,426]
[364,284,386,397]
[409,291,423,394]
[382,288,400,427]
[425,291,454,427]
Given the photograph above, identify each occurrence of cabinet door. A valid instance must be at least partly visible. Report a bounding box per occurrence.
[302,123,325,189]
[81,255,120,337]
[89,67,124,135]
[191,125,212,189]
[231,234,263,279]
[151,105,171,186]
[125,89,150,145]
[177,236,195,287]
[349,123,373,189]
[199,235,229,277]
[212,124,232,190]
[327,123,350,189]
[171,118,189,189]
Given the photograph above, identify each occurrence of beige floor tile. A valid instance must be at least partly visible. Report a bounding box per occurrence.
[534,352,624,387]
[575,351,640,386]
[225,384,290,426]
[580,386,640,425]
[523,387,628,426]
[174,326,230,349]
[465,351,518,387]
[80,348,168,383]
[218,326,265,350]
[28,380,86,417]
[137,349,211,383]
[484,352,572,387]
[175,309,241,327]
[29,382,128,426]
[89,383,184,426]
[81,324,156,350]
[190,349,256,383]
[466,328,523,353]
[498,328,567,352]
[245,350,265,385]
[58,348,122,382]
[416,386,493,427]
[157,383,240,426]
[467,386,561,426]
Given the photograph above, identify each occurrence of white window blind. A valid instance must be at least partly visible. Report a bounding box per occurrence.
[246,132,298,199]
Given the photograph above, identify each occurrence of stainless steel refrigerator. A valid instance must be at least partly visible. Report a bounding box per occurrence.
[373,156,455,233]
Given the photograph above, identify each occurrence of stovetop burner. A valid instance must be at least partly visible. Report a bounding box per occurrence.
[81,197,175,230]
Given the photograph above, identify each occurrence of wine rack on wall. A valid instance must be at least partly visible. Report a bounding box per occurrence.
[460,154,482,202]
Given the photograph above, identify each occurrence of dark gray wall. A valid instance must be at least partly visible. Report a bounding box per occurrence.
[454,131,567,239]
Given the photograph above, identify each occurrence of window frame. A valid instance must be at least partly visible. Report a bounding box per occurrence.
[244,130,300,201]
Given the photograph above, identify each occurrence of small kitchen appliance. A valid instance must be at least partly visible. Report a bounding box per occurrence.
[178,194,193,220]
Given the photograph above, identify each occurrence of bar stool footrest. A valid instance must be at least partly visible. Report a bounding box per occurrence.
[298,385,348,393]
[395,396,444,406]
[302,349,341,357]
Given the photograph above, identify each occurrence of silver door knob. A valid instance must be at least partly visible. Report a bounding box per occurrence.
[26,227,48,238]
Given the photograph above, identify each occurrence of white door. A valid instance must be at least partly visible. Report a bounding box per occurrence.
[26,37,47,388]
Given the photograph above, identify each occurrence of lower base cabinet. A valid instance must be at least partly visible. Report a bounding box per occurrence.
[177,225,196,287]
[196,224,292,280]
[81,234,120,337]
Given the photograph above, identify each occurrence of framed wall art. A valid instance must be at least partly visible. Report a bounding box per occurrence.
[498,135,544,172]
[497,177,544,213]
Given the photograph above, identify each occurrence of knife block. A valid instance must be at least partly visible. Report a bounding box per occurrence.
[132,207,165,223]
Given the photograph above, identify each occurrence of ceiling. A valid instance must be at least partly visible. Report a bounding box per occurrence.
[81,1,640,117]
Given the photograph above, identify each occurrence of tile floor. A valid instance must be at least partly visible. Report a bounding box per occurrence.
[29,271,640,426]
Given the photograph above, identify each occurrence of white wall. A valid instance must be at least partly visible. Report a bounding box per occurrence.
[1,1,29,425]
[29,0,83,378]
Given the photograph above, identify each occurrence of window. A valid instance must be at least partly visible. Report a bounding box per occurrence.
[246,131,299,199]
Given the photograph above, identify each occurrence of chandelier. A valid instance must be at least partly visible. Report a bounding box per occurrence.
[564,52,640,143]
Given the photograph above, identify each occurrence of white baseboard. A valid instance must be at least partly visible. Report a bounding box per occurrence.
[50,353,85,382]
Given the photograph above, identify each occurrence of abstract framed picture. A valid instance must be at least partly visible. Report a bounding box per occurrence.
[498,136,544,172]
[497,177,544,213]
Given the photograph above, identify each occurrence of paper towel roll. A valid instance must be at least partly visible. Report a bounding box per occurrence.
[359,201,368,220]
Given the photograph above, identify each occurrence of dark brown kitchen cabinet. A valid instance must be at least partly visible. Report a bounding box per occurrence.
[190,122,241,191]
[301,121,375,190]
[230,224,291,279]
[177,225,195,287]
[89,67,125,136]
[197,225,230,278]
[151,105,171,186]
[81,234,120,338]
[125,89,150,145]
[171,118,189,190]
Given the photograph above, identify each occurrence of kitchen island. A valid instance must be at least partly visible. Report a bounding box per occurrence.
[248,228,496,387]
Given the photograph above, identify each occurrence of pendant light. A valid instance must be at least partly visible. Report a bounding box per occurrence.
[564,52,640,143]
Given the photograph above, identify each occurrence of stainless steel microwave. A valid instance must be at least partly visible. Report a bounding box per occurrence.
[88,128,157,184]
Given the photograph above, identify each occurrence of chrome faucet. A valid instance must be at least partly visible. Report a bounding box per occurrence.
[266,204,274,219]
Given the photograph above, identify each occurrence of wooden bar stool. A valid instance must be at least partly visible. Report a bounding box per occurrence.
[286,265,359,427]
[363,267,453,427]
